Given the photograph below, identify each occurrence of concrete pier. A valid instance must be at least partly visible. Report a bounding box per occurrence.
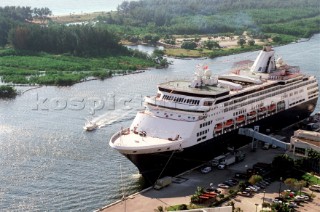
[98,146,285,212]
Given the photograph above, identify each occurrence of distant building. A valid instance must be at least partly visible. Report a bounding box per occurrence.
[290,129,320,173]
[290,130,320,156]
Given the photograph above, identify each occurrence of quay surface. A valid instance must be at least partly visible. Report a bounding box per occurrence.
[99,113,320,212]
[98,146,285,212]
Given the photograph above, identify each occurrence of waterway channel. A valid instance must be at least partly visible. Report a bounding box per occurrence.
[0,35,319,211]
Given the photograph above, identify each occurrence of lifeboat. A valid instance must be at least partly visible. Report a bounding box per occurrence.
[214,123,223,132]
[236,115,245,124]
[224,119,234,128]
[247,111,257,119]
[268,104,276,112]
[258,107,267,115]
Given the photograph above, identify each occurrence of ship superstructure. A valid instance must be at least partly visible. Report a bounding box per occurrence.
[110,46,319,183]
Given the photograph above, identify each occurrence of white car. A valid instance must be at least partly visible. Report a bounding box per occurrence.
[286,202,298,208]
[273,199,283,204]
[300,195,310,201]
[218,183,229,189]
[248,186,258,192]
[200,166,212,174]
[294,196,305,202]
[237,191,251,197]
[309,185,320,192]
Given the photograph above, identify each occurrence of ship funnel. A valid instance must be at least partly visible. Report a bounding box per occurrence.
[250,46,276,73]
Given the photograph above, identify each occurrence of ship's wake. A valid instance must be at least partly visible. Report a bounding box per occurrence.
[84,110,135,131]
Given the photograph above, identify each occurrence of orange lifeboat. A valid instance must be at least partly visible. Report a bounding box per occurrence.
[224,119,234,128]
[236,115,245,124]
[258,107,267,115]
[247,111,257,119]
[214,123,223,132]
[268,104,276,112]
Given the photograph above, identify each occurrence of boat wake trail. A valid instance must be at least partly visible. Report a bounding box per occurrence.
[84,110,135,131]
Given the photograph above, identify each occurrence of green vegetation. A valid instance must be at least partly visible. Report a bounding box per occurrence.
[89,0,320,58]
[0,85,17,98]
[97,0,319,37]
[0,49,156,86]
[181,41,197,50]
[1,1,320,85]
[302,173,320,185]
[0,6,167,86]
[248,175,263,185]
[208,45,262,58]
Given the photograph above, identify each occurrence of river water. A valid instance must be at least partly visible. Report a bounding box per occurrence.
[0,35,319,211]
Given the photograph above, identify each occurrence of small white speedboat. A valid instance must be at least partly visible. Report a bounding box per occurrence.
[83,121,98,131]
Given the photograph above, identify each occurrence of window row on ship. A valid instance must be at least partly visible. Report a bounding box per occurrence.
[197,129,209,137]
[200,120,213,128]
[162,94,201,105]
[308,90,319,97]
[155,78,316,112]
[289,98,306,107]
[221,78,316,113]
[216,78,316,106]
[158,87,229,98]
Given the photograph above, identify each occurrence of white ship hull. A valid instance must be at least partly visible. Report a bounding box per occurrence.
[109,47,319,184]
[124,98,317,184]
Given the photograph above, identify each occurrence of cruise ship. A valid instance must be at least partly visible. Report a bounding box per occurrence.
[110,46,319,184]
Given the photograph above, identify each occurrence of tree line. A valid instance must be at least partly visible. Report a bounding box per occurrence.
[0,6,52,47]
[97,0,319,37]
[9,24,127,56]
[0,6,131,57]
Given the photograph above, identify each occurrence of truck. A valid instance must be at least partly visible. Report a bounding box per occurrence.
[210,155,226,167]
[153,176,172,190]
[220,155,236,166]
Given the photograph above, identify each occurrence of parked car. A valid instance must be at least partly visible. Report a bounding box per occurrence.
[217,164,226,170]
[300,194,310,201]
[205,187,221,194]
[309,185,320,192]
[229,178,239,184]
[234,172,247,179]
[273,199,283,204]
[264,178,272,183]
[248,186,258,192]
[218,183,229,189]
[286,202,298,208]
[246,187,257,192]
[237,191,252,197]
[262,143,270,150]
[256,183,266,189]
[223,181,234,187]
[294,196,305,202]
[252,185,261,191]
[200,166,212,174]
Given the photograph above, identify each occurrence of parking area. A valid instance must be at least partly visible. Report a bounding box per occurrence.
[100,145,291,211]
[231,181,320,212]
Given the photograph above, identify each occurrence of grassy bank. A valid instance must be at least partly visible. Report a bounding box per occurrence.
[165,45,263,58]
[164,48,212,58]
[0,49,155,86]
